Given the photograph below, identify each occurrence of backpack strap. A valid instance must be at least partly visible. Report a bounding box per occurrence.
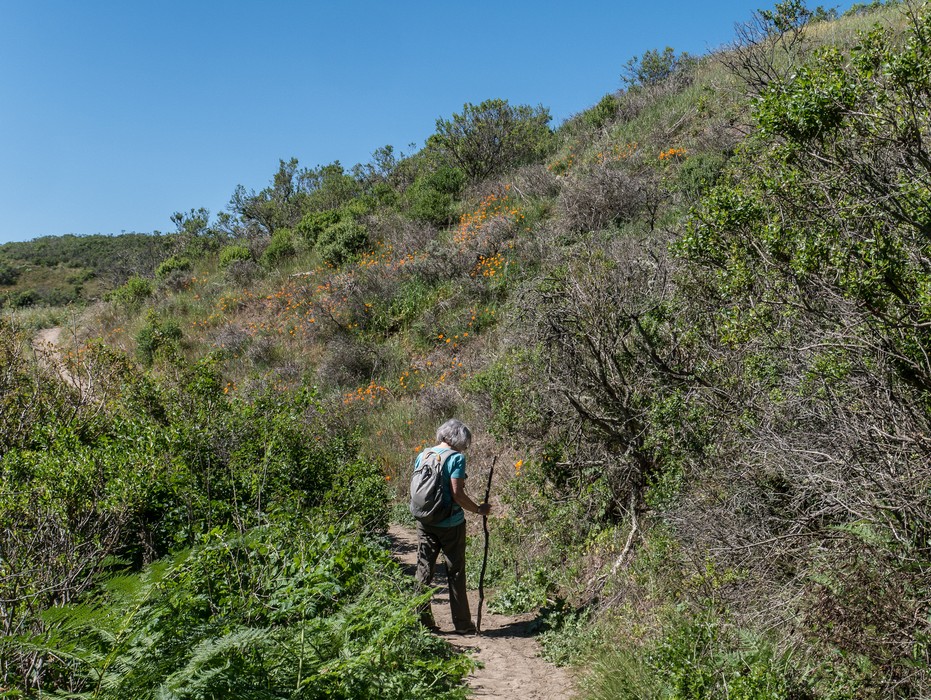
[418,447,457,475]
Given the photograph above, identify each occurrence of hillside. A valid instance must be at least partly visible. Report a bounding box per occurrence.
[2,1,930,697]
[0,232,171,308]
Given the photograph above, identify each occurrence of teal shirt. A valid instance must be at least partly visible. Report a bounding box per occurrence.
[414,446,467,527]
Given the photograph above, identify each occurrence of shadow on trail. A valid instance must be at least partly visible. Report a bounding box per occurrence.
[463,618,542,640]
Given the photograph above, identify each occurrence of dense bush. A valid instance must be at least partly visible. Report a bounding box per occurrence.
[583,94,620,130]
[135,313,183,365]
[0,334,436,694]
[432,98,555,181]
[316,219,369,266]
[673,11,931,695]
[110,275,154,307]
[260,227,297,267]
[0,260,20,285]
[405,166,466,225]
[296,209,342,246]
[219,243,253,269]
[20,524,470,699]
[621,46,692,88]
[5,288,37,307]
[155,255,192,279]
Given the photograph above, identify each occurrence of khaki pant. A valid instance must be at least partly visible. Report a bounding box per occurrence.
[415,521,473,631]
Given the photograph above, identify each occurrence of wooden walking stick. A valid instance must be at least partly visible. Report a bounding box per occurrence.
[476,456,496,634]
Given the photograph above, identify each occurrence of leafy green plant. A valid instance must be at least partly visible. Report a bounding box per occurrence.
[583,94,620,130]
[135,313,183,366]
[432,99,555,181]
[0,260,21,285]
[296,209,342,246]
[464,348,548,439]
[261,227,297,267]
[538,601,601,667]
[155,255,192,280]
[110,275,153,307]
[621,47,691,88]
[16,523,472,699]
[316,219,369,266]
[219,244,252,269]
[487,577,548,615]
[406,166,466,225]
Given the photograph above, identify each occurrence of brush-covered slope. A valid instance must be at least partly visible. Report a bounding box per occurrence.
[4,1,930,697]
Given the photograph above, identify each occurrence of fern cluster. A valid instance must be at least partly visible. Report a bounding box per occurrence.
[14,522,470,699]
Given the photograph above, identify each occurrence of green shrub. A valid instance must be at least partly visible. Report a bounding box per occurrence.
[583,94,620,130]
[621,46,691,88]
[316,219,369,266]
[135,314,183,366]
[154,255,192,280]
[406,166,466,225]
[675,151,727,199]
[0,260,20,286]
[487,576,548,615]
[7,289,37,308]
[25,524,472,699]
[295,209,342,246]
[260,227,296,267]
[464,348,548,439]
[432,98,555,181]
[322,455,390,531]
[218,244,252,269]
[538,602,601,666]
[110,275,153,307]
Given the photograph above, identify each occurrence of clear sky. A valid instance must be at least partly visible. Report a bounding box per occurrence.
[0,1,853,244]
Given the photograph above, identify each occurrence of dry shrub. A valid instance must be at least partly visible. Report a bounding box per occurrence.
[557,165,646,232]
[245,333,277,366]
[212,323,249,355]
[158,269,191,293]
[417,386,459,421]
[364,212,438,259]
[511,164,562,199]
[225,259,259,286]
[461,179,510,206]
[315,335,385,389]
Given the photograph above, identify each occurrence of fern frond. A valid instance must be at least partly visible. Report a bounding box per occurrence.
[161,626,274,694]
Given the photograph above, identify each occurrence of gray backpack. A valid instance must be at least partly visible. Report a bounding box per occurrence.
[409,449,455,525]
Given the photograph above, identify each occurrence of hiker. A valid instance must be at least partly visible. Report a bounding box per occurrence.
[412,418,491,634]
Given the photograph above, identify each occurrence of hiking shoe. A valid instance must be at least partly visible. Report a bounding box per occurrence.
[453,625,477,635]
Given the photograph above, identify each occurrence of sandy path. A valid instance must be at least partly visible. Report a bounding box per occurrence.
[34,325,62,349]
[33,326,88,394]
[389,524,576,699]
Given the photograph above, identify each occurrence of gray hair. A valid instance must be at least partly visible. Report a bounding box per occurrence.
[436,419,472,451]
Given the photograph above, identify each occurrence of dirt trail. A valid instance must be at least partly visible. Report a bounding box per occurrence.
[389,524,576,699]
[34,325,63,349]
[33,326,88,394]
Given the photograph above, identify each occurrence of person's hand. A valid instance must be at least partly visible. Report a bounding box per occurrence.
[477,503,491,516]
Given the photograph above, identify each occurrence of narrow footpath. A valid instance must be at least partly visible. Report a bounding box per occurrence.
[389,524,576,700]
[33,326,86,393]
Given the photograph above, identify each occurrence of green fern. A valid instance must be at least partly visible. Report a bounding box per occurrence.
[14,524,471,699]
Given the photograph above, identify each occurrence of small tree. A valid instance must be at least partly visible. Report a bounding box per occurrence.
[431,99,554,181]
[621,47,690,88]
[721,0,816,94]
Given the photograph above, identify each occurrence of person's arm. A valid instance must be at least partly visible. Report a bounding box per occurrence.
[451,478,491,515]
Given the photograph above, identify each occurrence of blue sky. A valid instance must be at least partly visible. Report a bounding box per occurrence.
[0,1,852,244]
